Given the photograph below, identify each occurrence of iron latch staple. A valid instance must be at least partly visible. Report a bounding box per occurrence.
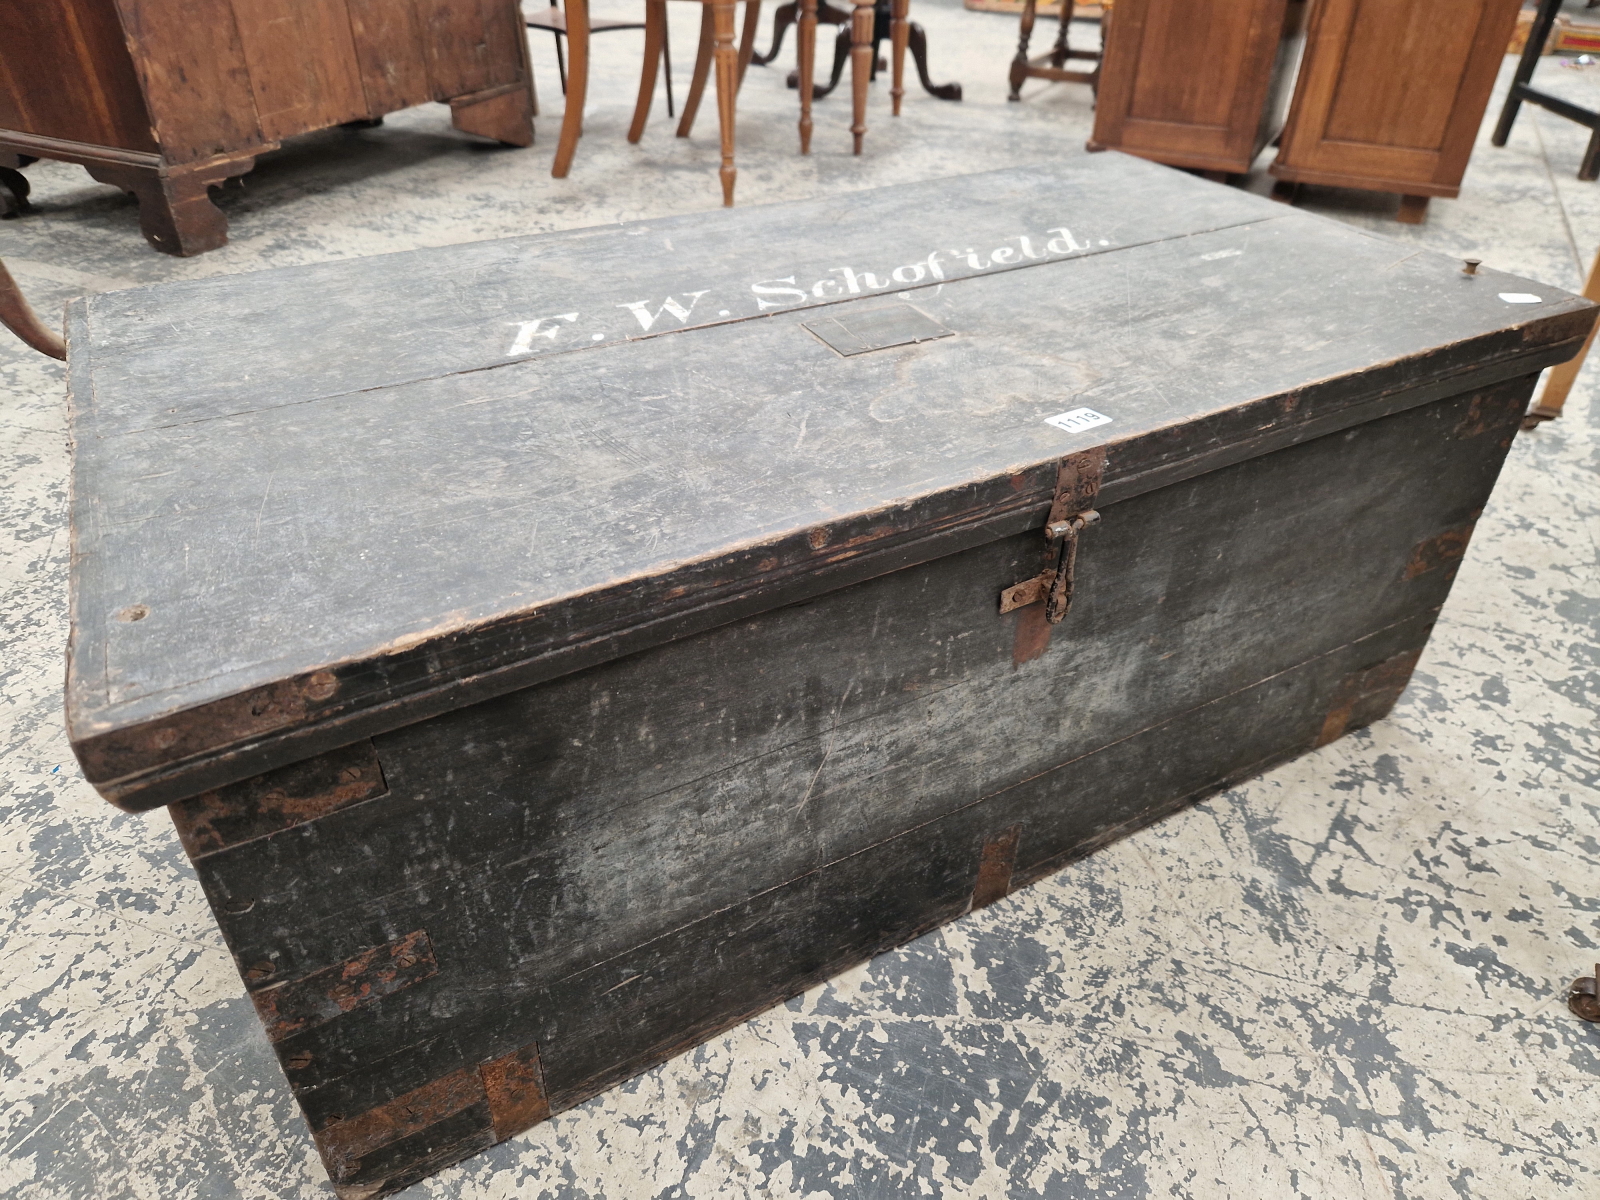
[1044,509,1099,623]
[997,448,1107,624]
[999,510,1100,622]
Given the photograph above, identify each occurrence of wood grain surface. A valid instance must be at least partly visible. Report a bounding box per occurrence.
[64,155,1594,809]
[185,377,1521,1190]
[1271,0,1523,198]
[1090,0,1303,174]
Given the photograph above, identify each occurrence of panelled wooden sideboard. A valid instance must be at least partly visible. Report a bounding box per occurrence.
[1088,0,1305,177]
[0,0,535,256]
[1270,0,1522,223]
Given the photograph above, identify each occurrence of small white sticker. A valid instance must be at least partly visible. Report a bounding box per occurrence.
[1499,292,1542,304]
[1201,248,1242,261]
[1044,407,1113,434]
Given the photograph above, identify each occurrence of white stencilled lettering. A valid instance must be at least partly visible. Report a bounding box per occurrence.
[617,291,711,332]
[1046,227,1087,254]
[752,276,808,309]
[829,266,892,293]
[495,222,1097,344]
[505,313,579,356]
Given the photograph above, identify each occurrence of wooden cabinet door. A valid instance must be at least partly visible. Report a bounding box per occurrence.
[1272,0,1522,197]
[1090,0,1296,174]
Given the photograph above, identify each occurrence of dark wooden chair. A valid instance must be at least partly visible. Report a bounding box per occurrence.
[1008,0,1101,102]
[1493,0,1600,181]
[753,0,960,105]
[0,258,66,360]
[527,0,677,116]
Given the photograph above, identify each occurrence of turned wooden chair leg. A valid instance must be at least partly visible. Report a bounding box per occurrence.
[1008,0,1038,101]
[1526,245,1600,426]
[850,0,873,153]
[0,258,66,359]
[798,0,817,152]
[711,0,739,204]
[678,7,715,137]
[552,0,591,176]
[889,0,908,115]
[1048,0,1072,67]
[682,1,759,138]
[630,0,668,141]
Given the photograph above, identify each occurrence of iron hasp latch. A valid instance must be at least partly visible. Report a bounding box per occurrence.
[999,448,1105,624]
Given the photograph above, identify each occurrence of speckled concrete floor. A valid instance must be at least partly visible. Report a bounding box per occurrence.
[3,8,1599,1198]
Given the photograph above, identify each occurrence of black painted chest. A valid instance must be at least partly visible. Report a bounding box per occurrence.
[64,155,1593,1197]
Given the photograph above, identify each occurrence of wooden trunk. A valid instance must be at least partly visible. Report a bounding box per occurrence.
[64,155,1593,1197]
[0,0,534,256]
[1269,0,1522,220]
[1089,0,1305,176]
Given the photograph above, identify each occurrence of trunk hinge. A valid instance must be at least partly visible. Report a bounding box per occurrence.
[999,448,1105,624]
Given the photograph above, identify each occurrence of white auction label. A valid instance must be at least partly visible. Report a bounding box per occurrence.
[1499,293,1542,304]
[1044,407,1113,434]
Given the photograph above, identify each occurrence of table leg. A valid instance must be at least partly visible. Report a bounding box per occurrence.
[712,0,739,204]
[889,0,908,116]
[753,0,796,64]
[552,0,590,176]
[850,0,873,153]
[907,23,959,100]
[798,0,817,152]
[630,0,668,142]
